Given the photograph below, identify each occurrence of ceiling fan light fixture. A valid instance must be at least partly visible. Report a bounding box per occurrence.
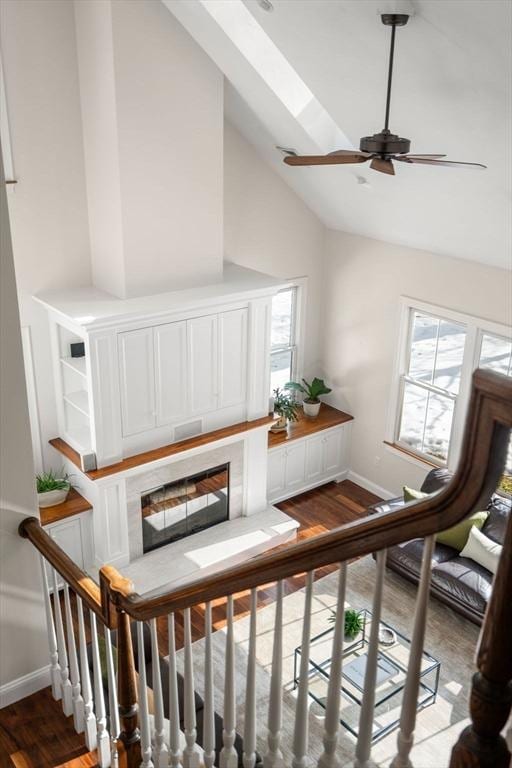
[257,0,274,12]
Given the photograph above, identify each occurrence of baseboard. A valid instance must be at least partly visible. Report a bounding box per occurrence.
[0,665,50,708]
[346,470,394,501]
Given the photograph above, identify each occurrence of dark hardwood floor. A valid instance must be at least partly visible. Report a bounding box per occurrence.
[0,480,380,768]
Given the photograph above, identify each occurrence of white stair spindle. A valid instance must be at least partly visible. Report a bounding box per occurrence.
[77,596,97,750]
[168,613,184,768]
[292,571,315,768]
[203,602,216,768]
[391,536,435,768]
[63,583,85,733]
[220,595,238,768]
[243,589,258,768]
[183,608,201,768]
[137,621,155,768]
[90,611,112,767]
[264,580,285,768]
[318,562,348,768]
[354,549,387,768]
[52,567,73,716]
[150,618,169,768]
[104,626,121,768]
[39,555,61,700]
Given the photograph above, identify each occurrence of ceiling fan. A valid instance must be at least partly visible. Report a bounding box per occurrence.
[283,13,486,176]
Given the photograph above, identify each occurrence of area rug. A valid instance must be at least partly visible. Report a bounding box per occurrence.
[174,555,479,767]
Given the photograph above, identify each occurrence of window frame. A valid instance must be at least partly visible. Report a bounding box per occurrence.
[387,297,512,470]
[269,279,307,397]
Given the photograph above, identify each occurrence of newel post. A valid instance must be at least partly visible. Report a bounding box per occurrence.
[450,502,512,768]
[100,566,142,768]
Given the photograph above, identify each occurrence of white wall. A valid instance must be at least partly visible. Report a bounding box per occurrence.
[322,230,512,496]
[0,0,92,470]
[0,148,48,702]
[224,120,325,378]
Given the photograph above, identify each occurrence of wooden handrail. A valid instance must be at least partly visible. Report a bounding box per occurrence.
[101,369,512,621]
[18,516,105,623]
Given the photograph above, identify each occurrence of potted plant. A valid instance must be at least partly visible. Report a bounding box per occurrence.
[270,387,300,432]
[285,377,332,418]
[329,608,364,643]
[36,469,72,508]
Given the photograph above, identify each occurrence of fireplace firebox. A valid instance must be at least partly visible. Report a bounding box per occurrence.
[141,463,230,554]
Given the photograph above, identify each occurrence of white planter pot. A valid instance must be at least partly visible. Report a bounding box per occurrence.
[37,485,70,508]
[303,400,321,418]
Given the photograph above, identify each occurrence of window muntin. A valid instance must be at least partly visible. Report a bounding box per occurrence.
[397,311,466,463]
[270,288,297,395]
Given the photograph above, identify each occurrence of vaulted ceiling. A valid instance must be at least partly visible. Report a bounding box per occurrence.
[164,0,512,270]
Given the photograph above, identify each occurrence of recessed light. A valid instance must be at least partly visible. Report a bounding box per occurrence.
[258,0,274,12]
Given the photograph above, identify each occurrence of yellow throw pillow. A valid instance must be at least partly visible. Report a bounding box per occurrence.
[436,511,488,552]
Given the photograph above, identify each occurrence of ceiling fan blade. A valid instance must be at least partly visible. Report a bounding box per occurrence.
[283,154,369,166]
[370,157,395,175]
[403,154,447,159]
[327,149,372,158]
[395,157,487,169]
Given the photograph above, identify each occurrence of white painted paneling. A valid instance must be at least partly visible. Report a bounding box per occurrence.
[188,314,218,415]
[267,448,286,500]
[247,297,272,419]
[118,327,156,437]
[284,442,306,491]
[305,434,323,482]
[155,320,188,426]
[218,308,248,409]
[323,429,344,475]
[89,331,122,467]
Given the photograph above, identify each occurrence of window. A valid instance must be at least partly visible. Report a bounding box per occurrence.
[270,287,297,395]
[390,299,512,469]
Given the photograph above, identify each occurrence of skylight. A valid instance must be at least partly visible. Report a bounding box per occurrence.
[200,0,352,152]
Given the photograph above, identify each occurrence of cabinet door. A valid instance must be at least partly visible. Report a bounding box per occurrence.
[188,315,218,415]
[218,308,248,409]
[268,448,286,500]
[154,321,188,426]
[118,328,156,436]
[44,518,85,588]
[284,442,306,491]
[323,429,344,475]
[306,435,324,482]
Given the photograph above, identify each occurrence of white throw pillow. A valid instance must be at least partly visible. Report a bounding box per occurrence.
[460,525,503,575]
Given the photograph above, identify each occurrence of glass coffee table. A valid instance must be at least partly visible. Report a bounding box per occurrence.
[293,609,440,743]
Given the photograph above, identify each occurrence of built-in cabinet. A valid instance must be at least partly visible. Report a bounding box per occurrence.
[267,423,351,503]
[42,510,94,587]
[42,273,277,470]
[118,308,248,438]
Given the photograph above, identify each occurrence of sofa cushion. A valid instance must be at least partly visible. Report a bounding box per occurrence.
[436,510,488,551]
[403,487,428,502]
[420,468,453,494]
[460,525,503,575]
[386,538,457,576]
[482,494,511,545]
[430,557,493,615]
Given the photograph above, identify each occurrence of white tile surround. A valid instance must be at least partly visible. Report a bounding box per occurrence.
[126,441,244,560]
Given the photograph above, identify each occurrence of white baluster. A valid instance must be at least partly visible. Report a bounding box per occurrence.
[318,562,347,768]
[183,608,201,768]
[90,611,112,767]
[203,602,216,768]
[52,567,73,716]
[264,580,285,768]
[63,583,85,733]
[220,595,238,768]
[168,613,184,768]
[354,549,387,768]
[292,571,315,768]
[104,626,121,768]
[137,621,155,768]
[150,618,169,768]
[243,589,258,768]
[39,555,61,700]
[77,596,97,750]
[391,536,435,768]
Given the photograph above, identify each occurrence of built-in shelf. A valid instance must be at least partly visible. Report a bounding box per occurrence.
[60,356,87,377]
[65,426,92,454]
[39,488,92,526]
[63,390,90,418]
[267,403,353,448]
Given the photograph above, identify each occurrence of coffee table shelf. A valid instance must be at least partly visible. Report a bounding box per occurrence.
[293,609,440,743]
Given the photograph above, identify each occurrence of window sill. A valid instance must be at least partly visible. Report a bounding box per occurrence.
[383,441,442,471]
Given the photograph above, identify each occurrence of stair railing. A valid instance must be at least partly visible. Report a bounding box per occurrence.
[20,369,512,768]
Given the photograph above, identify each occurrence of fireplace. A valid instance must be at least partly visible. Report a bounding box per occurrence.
[141,463,230,554]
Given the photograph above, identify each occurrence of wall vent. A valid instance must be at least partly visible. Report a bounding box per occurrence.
[174,419,203,442]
